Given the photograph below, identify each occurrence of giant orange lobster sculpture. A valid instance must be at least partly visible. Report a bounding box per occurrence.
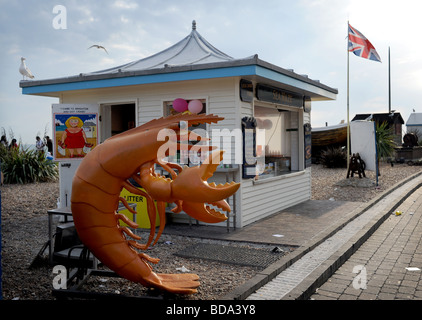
[71,113,239,294]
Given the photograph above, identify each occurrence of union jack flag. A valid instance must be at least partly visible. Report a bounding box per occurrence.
[348,23,381,62]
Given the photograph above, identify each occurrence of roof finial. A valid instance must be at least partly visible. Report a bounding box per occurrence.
[192,20,196,30]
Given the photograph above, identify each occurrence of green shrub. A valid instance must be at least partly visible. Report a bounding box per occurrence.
[376,121,395,160]
[320,147,347,168]
[0,145,58,184]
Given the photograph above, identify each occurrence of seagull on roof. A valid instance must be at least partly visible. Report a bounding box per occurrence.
[19,57,34,80]
[88,44,108,54]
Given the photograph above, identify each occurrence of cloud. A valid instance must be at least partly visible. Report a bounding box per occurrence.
[113,0,139,9]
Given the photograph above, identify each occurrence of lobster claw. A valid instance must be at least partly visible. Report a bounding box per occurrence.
[171,150,240,223]
[181,200,230,223]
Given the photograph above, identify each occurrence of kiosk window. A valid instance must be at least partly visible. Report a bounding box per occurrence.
[255,105,296,178]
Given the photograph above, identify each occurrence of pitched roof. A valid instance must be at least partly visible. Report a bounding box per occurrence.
[20,21,337,100]
[88,20,235,75]
[406,113,422,126]
[352,112,404,124]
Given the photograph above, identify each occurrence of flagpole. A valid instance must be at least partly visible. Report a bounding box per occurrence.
[388,46,391,113]
[347,21,350,170]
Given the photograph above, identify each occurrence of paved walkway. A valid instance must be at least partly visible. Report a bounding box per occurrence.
[164,200,364,246]
[163,171,422,300]
[232,172,422,300]
[310,185,422,300]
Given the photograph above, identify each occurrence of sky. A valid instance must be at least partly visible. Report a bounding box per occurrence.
[1,0,421,145]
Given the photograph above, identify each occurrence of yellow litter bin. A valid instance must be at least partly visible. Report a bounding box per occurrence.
[119,187,160,229]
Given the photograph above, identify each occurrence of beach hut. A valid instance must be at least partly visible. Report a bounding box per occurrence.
[406,113,422,139]
[352,112,404,145]
[20,21,337,228]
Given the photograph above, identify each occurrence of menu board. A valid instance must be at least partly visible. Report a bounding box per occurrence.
[241,116,258,179]
[304,123,312,168]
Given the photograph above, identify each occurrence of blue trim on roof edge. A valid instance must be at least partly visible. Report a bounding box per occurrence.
[22,65,257,95]
[255,66,337,99]
[21,64,336,99]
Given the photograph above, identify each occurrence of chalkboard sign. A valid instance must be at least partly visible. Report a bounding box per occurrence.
[242,116,258,179]
[304,123,312,168]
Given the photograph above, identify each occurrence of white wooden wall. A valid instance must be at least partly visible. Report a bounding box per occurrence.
[241,171,311,226]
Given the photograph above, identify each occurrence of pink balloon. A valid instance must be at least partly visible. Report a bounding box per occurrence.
[188,100,203,114]
[173,98,188,112]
